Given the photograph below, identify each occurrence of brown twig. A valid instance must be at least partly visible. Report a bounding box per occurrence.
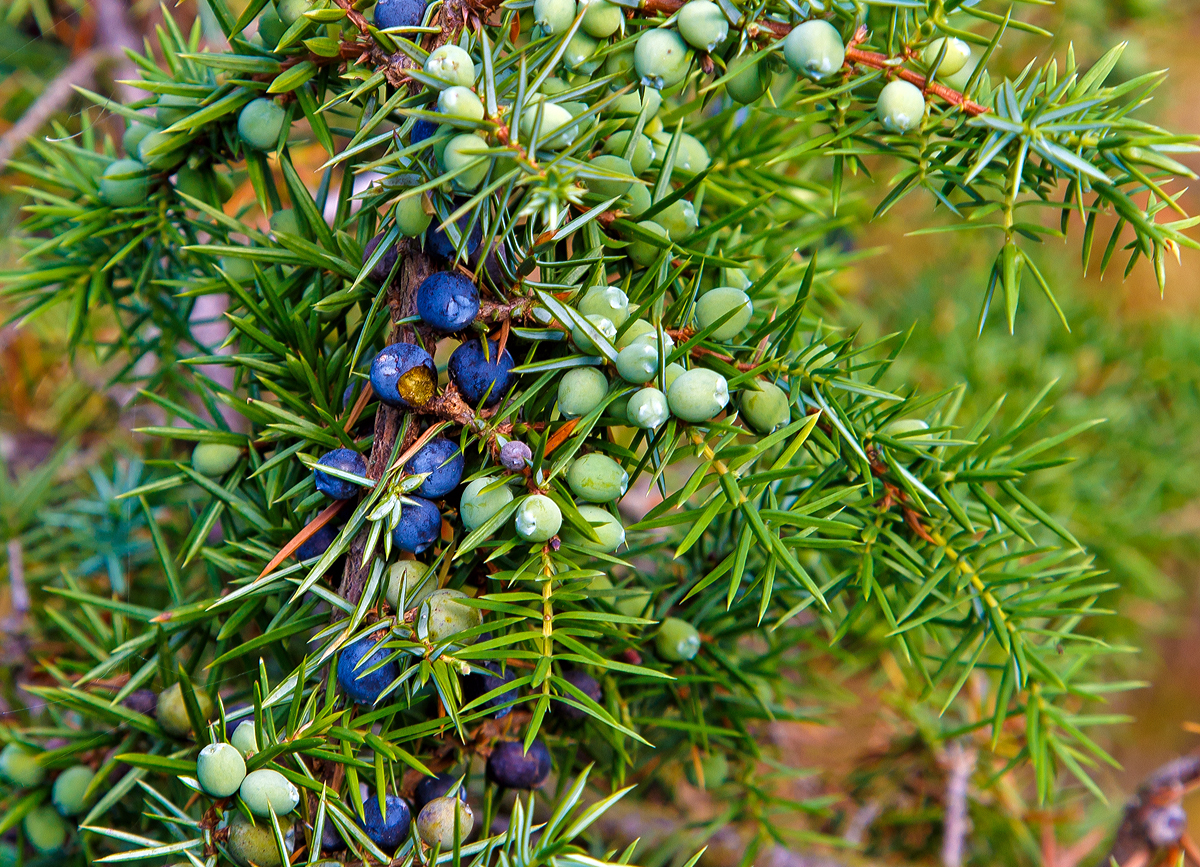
[0,52,100,172]
[940,740,977,867]
[1099,752,1200,866]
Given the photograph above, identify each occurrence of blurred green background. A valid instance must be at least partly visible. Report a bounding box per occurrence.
[3,0,1200,860]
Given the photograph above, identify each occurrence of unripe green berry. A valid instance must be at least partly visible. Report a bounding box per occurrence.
[238,98,287,151]
[627,220,668,266]
[425,45,475,89]
[192,442,242,476]
[739,381,790,433]
[695,286,752,341]
[604,131,655,176]
[461,477,514,529]
[662,362,686,391]
[240,768,299,817]
[567,453,629,503]
[616,318,655,350]
[442,133,489,191]
[616,342,659,383]
[610,89,661,126]
[655,617,700,661]
[122,122,152,156]
[396,192,433,237]
[515,494,563,542]
[564,31,602,73]
[626,387,669,429]
[563,506,625,552]
[533,0,575,35]
[258,4,286,47]
[877,80,925,132]
[783,19,845,80]
[725,53,771,104]
[667,368,729,423]
[571,314,616,354]
[581,0,620,37]
[677,0,727,53]
[52,765,95,816]
[386,559,436,611]
[138,130,185,171]
[922,37,971,77]
[156,94,198,127]
[623,181,653,217]
[884,418,929,436]
[0,744,44,788]
[227,812,293,867]
[24,807,67,854]
[198,742,247,798]
[634,29,689,90]
[520,100,575,149]
[99,159,151,208]
[417,796,475,847]
[558,367,608,418]
[277,0,308,25]
[269,208,303,237]
[157,683,214,738]
[419,589,483,643]
[720,265,750,290]
[437,86,485,121]
[942,56,983,92]
[604,45,635,78]
[656,199,698,239]
[685,753,728,788]
[586,155,635,200]
[231,721,259,757]
[577,285,629,327]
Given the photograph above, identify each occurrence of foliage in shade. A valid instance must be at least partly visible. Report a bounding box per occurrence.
[0,0,1196,864]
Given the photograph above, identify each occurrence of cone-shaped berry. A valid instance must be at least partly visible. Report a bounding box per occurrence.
[515,494,562,542]
[558,368,608,418]
[417,272,480,333]
[578,285,630,327]
[374,0,425,28]
[239,768,299,817]
[566,454,628,503]
[0,744,44,787]
[157,682,214,737]
[52,765,95,816]
[447,339,515,407]
[486,739,551,789]
[656,616,701,661]
[463,660,516,717]
[556,669,602,719]
[626,387,669,429]
[404,438,463,498]
[314,448,367,500]
[238,98,286,151]
[197,742,247,798]
[425,45,475,89]
[414,772,467,813]
[635,29,689,89]
[418,589,483,643]
[391,497,442,553]
[677,0,727,52]
[99,159,151,208]
[783,19,844,80]
[667,368,729,422]
[877,80,925,132]
[337,635,400,705]
[922,36,970,77]
[725,53,771,104]
[192,442,242,477]
[739,381,790,433]
[371,342,438,408]
[695,286,752,341]
[563,505,625,553]
[417,797,474,847]
[361,795,411,849]
[24,807,67,854]
[460,477,513,529]
[228,812,292,867]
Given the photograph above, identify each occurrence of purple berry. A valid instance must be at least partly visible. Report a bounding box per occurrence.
[413,772,467,813]
[463,661,516,718]
[315,448,367,500]
[447,339,515,408]
[363,233,398,283]
[499,440,532,470]
[556,669,602,720]
[416,272,480,333]
[485,739,551,789]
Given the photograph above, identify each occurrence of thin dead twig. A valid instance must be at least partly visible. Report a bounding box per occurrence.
[940,740,977,867]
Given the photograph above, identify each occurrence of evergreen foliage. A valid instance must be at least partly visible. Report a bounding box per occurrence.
[0,0,1197,864]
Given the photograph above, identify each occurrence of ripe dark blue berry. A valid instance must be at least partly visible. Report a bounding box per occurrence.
[486,739,551,789]
[374,0,425,28]
[364,233,398,283]
[556,669,602,720]
[296,520,339,560]
[426,213,507,284]
[448,339,515,408]
[414,772,468,814]
[337,635,400,705]
[370,342,438,409]
[321,820,346,852]
[405,438,464,498]
[359,793,411,849]
[411,118,438,144]
[314,448,367,500]
[417,272,480,333]
[391,496,442,553]
[464,661,516,718]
